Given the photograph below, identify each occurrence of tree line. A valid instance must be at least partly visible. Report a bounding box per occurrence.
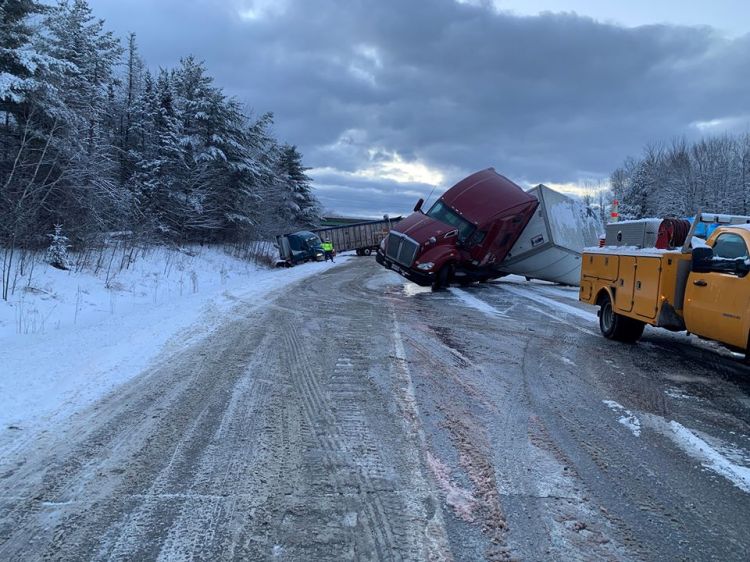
[0,0,321,251]
[610,133,750,220]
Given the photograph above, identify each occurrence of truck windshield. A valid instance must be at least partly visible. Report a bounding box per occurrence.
[306,236,322,248]
[426,201,475,241]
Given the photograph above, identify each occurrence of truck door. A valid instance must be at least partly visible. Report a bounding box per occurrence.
[614,256,636,313]
[684,232,750,349]
[632,257,661,321]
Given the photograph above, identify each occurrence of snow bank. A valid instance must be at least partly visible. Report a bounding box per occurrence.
[0,246,347,456]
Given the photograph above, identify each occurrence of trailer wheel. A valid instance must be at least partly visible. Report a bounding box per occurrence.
[363,247,372,256]
[598,293,644,343]
[431,264,452,292]
[355,249,364,256]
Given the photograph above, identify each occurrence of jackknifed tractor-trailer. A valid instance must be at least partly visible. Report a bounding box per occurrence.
[376,168,602,289]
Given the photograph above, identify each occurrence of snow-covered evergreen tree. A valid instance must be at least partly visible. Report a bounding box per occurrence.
[45,224,70,269]
[2,0,321,248]
[0,0,46,105]
[277,144,321,228]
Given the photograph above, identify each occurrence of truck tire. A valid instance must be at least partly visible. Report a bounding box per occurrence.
[598,293,645,343]
[432,264,452,292]
[356,249,364,256]
[363,247,372,256]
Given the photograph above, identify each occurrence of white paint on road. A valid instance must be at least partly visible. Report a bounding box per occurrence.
[526,304,598,336]
[603,400,641,437]
[500,284,598,322]
[665,420,750,494]
[534,285,581,302]
[390,313,453,560]
[448,288,508,318]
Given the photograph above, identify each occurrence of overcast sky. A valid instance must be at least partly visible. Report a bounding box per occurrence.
[88,0,750,217]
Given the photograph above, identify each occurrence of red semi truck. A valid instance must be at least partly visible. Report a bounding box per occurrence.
[376,168,539,289]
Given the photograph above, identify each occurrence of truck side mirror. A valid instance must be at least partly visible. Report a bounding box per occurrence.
[691,246,714,273]
[413,198,424,213]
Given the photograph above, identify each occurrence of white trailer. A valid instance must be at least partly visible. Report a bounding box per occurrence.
[499,184,602,285]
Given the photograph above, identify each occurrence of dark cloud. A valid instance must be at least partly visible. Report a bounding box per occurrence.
[89,0,750,216]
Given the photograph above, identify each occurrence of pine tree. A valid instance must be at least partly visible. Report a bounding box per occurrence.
[2,0,322,249]
[277,144,320,228]
[45,223,70,269]
[0,0,46,106]
[36,0,124,239]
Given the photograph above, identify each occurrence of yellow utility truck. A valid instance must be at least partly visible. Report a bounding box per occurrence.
[579,216,750,354]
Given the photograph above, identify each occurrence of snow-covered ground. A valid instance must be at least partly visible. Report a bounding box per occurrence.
[0,246,346,457]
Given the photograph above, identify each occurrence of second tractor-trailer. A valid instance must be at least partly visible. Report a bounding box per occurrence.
[313,217,402,256]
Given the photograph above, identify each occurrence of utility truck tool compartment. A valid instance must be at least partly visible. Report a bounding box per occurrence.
[581,250,692,325]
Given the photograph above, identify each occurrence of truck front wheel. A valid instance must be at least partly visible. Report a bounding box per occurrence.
[431,264,452,291]
[598,293,645,343]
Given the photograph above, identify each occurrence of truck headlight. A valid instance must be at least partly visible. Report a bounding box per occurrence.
[416,262,434,271]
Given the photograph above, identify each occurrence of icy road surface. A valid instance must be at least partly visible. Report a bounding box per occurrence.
[2,258,750,561]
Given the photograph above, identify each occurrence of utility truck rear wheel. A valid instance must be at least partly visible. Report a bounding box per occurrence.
[598,293,644,343]
[363,247,372,256]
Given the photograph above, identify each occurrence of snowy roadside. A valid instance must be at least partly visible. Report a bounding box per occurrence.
[0,247,349,458]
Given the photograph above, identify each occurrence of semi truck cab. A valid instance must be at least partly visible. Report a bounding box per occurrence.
[275,231,325,266]
[377,168,538,289]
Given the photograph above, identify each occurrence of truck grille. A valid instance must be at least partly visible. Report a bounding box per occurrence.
[386,233,401,261]
[386,232,419,267]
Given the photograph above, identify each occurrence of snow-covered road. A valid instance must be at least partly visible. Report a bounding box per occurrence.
[1,258,749,561]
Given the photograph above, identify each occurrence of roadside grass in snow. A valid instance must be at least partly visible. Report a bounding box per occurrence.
[0,242,276,335]
[0,243,346,456]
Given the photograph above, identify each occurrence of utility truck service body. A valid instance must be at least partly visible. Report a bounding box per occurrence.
[580,217,750,354]
[376,168,538,289]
